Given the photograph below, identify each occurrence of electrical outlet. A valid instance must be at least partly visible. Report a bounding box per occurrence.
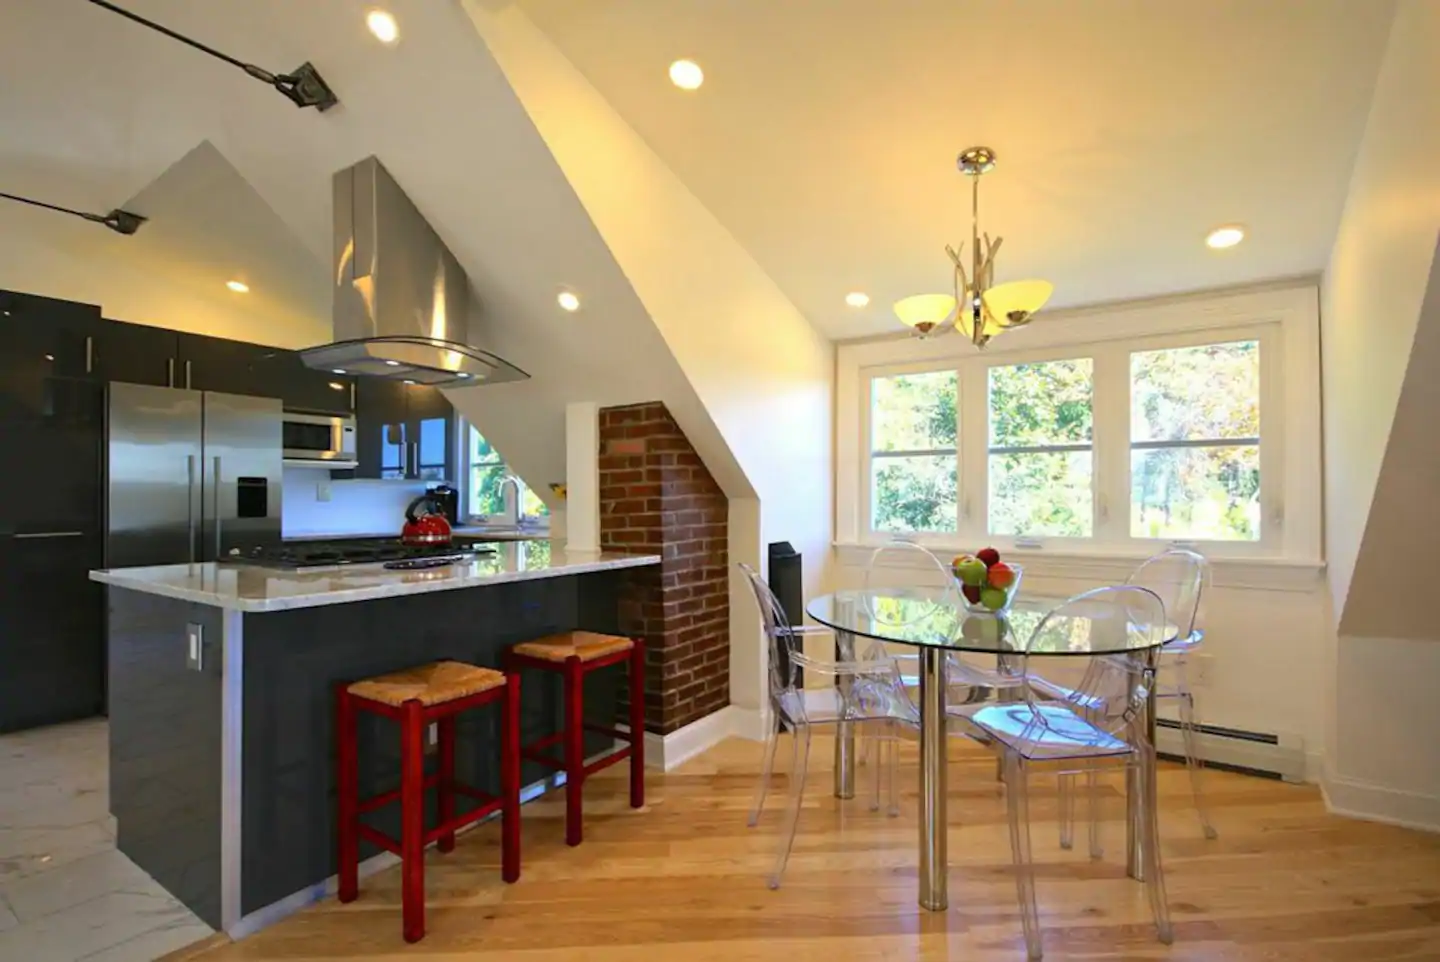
[316,481,332,502]
[1189,652,1214,687]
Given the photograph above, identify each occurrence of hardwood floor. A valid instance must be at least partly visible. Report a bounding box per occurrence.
[170,735,1440,961]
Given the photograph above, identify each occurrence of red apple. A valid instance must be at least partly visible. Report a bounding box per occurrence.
[987,561,1016,590]
[961,583,983,604]
[976,547,1001,567]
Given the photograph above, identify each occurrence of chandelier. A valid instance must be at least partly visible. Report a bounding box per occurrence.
[893,147,1053,348]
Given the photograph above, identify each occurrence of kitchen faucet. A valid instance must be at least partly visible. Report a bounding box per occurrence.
[496,474,523,527]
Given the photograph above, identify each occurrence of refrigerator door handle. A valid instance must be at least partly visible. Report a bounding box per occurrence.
[13,531,85,539]
[187,454,197,563]
[213,455,223,558]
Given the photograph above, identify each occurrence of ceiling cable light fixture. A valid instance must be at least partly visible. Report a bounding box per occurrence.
[0,190,145,235]
[84,0,338,111]
[895,146,1053,347]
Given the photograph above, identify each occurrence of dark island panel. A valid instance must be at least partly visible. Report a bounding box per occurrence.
[237,569,629,916]
[107,590,225,929]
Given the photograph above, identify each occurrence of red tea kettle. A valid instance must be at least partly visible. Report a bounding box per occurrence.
[402,494,452,546]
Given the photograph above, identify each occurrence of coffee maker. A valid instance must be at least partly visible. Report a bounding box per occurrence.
[427,484,460,524]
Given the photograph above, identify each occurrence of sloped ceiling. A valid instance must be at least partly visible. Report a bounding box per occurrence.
[0,0,752,501]
[514,0,1395,339]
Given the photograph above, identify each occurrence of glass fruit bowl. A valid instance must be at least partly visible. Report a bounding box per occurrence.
[950,555,1023,614]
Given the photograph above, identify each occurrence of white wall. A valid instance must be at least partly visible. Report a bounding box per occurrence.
[280,468,430,539]
[1318,0,1440,830]
[466,2,836,724]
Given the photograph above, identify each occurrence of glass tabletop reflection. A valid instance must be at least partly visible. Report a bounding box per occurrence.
[805,588,1174,656]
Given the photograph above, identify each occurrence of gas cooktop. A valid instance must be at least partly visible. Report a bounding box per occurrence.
[224,538,495,570]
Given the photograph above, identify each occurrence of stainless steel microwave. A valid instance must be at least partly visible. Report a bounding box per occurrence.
[282,412,358,468]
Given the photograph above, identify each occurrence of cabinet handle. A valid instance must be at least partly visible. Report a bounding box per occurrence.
[349,382,356,411]
[85,336,93,374]
[13,531,85,539]
[167,357,176,388]
[185,360,193,390]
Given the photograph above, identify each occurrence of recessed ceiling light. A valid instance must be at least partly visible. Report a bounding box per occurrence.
[669,60,704,90]
[557,291,581,312]
[457,372,472,379]
[226,280,249,293]
[1206,226,1245,249]
[366,10,399,44]
[332,369,347,375]
[845,292,870,308]
[384,359,400,367]
[328,382,345,391]
[402,379,416,385]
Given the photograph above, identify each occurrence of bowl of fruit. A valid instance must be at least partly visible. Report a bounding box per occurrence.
[950,547,1022,614]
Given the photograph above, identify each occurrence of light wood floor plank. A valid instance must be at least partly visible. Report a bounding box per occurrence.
[171,736,1440,961]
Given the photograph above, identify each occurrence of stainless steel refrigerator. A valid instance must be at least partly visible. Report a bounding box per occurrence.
[107,383,282,568]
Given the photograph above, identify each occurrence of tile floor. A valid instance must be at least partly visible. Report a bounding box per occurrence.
[0,718,213,962]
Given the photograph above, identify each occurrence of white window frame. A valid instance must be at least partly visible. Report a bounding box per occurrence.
[461,421,550,529]
[838,284,1322,567]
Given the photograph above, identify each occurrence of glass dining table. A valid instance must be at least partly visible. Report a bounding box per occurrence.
[805,588,1175,913]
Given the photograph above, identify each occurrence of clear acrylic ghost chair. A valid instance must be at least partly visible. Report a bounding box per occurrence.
[739,563,917,888]
[858,540,1012,809]
[950,586,1174,961]
[1050,548,1215,851]
[1130,548,1214,838]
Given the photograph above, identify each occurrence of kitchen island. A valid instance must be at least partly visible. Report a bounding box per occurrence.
[89,541,658,939]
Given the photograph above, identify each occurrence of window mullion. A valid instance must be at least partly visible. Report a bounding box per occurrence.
[958,357,988,541]
[1092,344,1129,545]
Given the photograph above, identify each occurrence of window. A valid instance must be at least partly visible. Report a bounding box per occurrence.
[843,292,1307,559]
[466,427,548,523]
[1130,340,1260,541]
[868,371,957,533]
[988,358,1094,537]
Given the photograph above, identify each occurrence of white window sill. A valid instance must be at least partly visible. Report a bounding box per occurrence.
[832,541,1326,593]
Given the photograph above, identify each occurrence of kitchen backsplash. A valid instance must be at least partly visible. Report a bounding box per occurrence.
[281,467,432,538]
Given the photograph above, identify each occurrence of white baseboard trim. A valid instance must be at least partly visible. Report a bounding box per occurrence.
[1321,774,1440,834]
[637,705,768,772]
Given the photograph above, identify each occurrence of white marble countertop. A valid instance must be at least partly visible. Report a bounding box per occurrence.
[283,525,546,542]
[89,541,658,613]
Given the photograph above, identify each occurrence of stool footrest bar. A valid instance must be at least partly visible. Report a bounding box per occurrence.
[357,822,401,856]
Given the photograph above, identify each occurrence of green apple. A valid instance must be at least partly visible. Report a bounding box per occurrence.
[980,587,1009,611]
[954,555,988,587]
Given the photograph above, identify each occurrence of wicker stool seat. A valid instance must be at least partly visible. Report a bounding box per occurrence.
[512,631,635,664]
[347,661,505,707]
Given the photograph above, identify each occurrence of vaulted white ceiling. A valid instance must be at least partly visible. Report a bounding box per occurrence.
[515,0,1395,338]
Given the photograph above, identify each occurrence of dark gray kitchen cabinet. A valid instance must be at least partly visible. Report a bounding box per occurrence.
[0,528,105,734]
[90,317,182,387]
[351,380,454,481]
[264,350,355,416]
[174,332,285,396]
[0,290,99,382]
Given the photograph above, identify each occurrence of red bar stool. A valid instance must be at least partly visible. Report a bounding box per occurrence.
[336,660,520,944]
[503,632,645,846]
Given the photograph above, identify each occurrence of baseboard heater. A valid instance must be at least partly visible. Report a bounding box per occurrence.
[1154,718,1305,784]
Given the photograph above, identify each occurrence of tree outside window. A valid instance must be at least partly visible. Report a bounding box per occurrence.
[869,371,957,533]
[987,358,1094,537]
[468,427,547,521]
[1130,340,1260,541]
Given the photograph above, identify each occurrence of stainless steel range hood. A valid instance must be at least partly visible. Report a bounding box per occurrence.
[299,156,528,387]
